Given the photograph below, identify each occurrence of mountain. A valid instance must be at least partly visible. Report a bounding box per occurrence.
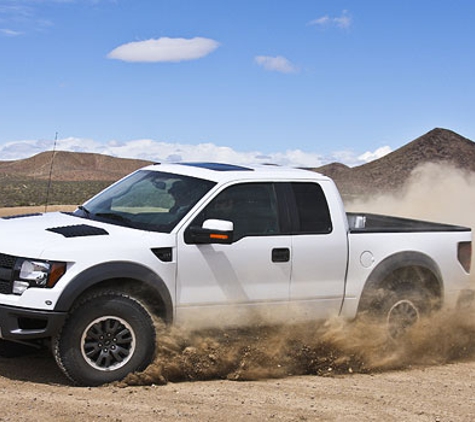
[0,151,153,181]
[0,151,154,207]
[314,128,475,197]
[0,128,474,206]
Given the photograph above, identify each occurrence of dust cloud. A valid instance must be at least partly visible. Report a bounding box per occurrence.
[122,310,475,387]
[346,162,475,230]
[347,161,475,281]
[123,162,475,387]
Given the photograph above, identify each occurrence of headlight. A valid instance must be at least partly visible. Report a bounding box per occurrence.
[13,259,67,295]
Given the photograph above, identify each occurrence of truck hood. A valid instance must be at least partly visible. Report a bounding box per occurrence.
[0,212,169,260]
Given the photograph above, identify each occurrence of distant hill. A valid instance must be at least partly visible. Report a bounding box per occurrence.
[0,151,153,181]
[314,128,475,197]
[0,128,474,207]
[0,151,153,207]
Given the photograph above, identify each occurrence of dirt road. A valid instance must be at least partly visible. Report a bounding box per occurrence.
[1,312,475,422]
[0,348,474,421]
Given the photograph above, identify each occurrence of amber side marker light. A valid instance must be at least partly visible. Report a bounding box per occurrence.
[458,241,472,273]
[47,262,67,287]
[210,233,229,240]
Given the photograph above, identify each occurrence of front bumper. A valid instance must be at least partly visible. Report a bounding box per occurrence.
[0,304,67,340]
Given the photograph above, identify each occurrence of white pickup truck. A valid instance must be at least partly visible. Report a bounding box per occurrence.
[0,162,471,385]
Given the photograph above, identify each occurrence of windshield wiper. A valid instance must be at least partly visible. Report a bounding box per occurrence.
[95,212,134,227]
[77,205,92,218]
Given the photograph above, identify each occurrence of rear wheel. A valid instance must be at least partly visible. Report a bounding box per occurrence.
[376,283,433,340]
[53,291,156,386]
[359,265,438,340]
[380,284,430,340]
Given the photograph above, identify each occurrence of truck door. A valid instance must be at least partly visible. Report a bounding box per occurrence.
[176,182,291,327]
[288,182,348,319]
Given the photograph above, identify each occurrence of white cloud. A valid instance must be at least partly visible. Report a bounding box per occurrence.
[331,145,392,167]
[334,13,352,29]
[0,1,61,35]
[330,150,362,167]
[358,146,392,163]
[311,16,330,26]
[0,28,23,37]
[98,138,325,168]
[255,55,299,74]
[0,137,391,168]
[107,37,220,63]
[309,10,352,29]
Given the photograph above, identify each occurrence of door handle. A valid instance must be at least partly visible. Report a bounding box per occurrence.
[272,248,290,263]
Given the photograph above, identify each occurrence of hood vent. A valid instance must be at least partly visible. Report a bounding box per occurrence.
[46,224,109,238]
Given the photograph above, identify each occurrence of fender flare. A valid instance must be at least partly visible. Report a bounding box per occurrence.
[358,251,443,313]
[54,261,173,323]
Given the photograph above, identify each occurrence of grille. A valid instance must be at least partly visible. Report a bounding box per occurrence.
[0,281,10,294]
[0,253,15,269]
[0,252,16,295]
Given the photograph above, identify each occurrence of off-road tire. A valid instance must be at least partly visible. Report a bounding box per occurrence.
[53,291,156,386]
[380,284,430,340]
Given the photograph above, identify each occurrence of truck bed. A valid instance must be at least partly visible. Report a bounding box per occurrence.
[347,213,470,233]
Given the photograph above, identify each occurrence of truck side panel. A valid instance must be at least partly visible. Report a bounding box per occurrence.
[340,230,472,318]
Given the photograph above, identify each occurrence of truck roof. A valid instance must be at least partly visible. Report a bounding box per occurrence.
[141,162,330,183]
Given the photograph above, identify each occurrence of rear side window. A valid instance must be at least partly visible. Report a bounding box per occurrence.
[291,183,332,234]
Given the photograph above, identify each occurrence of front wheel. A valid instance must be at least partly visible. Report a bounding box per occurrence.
[53,291,156,386]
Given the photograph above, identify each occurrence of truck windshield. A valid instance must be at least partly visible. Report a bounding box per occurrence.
[74,170,216,233]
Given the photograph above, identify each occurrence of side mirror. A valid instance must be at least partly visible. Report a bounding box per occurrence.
[185,219,234,245]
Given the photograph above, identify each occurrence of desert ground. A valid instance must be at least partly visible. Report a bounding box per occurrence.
[1,312,475,422]
[0,353,474,422]
[1,205,475,421]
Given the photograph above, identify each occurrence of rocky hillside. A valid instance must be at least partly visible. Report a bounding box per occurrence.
[0,151,152,181]
[0,152,153,207]
[314,128,475,197]
[0,128,474,206]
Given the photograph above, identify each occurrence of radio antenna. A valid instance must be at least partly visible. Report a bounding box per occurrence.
[45,132,58,213]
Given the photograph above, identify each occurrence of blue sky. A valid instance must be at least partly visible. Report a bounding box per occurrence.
[1,0,474,167]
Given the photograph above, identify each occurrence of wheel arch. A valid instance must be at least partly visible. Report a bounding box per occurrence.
[54,261,174,324]
[357,251,443,314]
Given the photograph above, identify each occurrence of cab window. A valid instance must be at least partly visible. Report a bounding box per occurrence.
[291,183,332,234]
[192,183,280,241]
